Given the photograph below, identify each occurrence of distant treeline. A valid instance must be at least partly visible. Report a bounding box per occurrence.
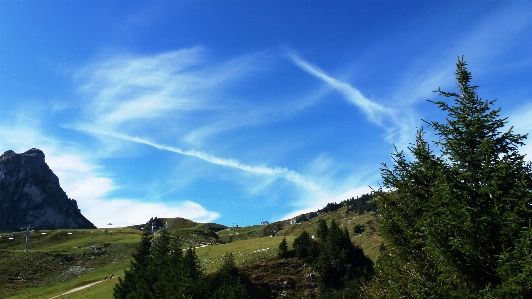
[343,193,378,215]
[289,193,377,225]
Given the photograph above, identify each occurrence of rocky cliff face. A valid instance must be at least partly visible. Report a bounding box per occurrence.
[0,149,96,232]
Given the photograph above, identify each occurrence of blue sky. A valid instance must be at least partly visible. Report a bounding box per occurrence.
[1,1,532,228]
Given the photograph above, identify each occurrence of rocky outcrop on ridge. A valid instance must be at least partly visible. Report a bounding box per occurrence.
[0,149,96,232]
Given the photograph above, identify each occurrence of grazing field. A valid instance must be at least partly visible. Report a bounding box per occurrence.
[196,235,295,273]
[47,278,119,299]
[0,228,141,299]
[0,207,381,298]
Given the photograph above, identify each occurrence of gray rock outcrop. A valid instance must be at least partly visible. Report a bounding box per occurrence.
[0,148,96,232]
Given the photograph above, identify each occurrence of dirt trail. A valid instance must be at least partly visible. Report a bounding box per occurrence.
[48,280,104,298]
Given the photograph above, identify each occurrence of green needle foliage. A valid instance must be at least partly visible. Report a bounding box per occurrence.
[113,224,247,299]
[289,220,373,297]
[278,237,289,258]
[364,57,532,298]
[114,227,154,299]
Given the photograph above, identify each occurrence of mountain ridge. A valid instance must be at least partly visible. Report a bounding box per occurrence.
[0,148,96,232]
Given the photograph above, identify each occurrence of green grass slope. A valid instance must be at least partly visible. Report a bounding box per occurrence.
[0,228,142,299]
[1,203,381,298]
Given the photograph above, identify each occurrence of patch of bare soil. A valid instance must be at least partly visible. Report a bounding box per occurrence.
[239,257,318,299]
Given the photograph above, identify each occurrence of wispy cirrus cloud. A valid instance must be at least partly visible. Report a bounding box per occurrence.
[0,112,221,228]
[74,47,275,134]
[391,2,532,108]
[456,3,532,68]
[70,47,408,225]
[287,51,416,147]
[74,124,324,194]
[70,122,379,225]
[70,48,339,197]
[288,53,389,125]
[75,47,209,128]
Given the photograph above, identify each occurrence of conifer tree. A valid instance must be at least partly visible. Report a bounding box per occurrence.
[157,236,188,299]
[317,218,329,240]
[293,230,317,261]
[114,226,249,298]
[278,237,289,258]
[183,247,203,281]
[317,220,373,290]
[114,225,154,299]
[150,229,172,298]
[203,253,248,299]
[364,57,532,298]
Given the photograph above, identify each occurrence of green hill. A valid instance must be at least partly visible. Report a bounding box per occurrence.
[0,228,142,298]
[0,197,380,299]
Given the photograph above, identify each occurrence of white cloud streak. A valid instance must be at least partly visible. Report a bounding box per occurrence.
[70,49,390,221]
[70,47,430,225]
[75,124,324,194]
[70,48,373,224]
[288,52,416,147]
[288,53,389,126]
[0,114,221,228]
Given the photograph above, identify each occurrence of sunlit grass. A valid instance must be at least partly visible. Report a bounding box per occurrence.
[1,207,381,298]
[1,228,141,299]
[196,235,295,273]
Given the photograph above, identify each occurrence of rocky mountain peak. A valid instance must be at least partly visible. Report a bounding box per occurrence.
[0,149,96,232]
[0,150,17,161]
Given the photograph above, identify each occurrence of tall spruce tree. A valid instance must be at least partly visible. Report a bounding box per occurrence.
[157,236,188,299]
[114,226,154,299]
[293,230,317,261]
[317,218,329,240]
[278,237,289,258]
[204,253,248,299]
[150,229,172,299]
[316,220,373,291]
[364,58,532,298]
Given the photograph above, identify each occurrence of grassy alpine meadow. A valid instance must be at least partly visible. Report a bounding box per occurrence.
[195,235,295,273]
[49,278,119,299]
[6,263,126,299]
[195,209,382,273]
[0,228,142,299]
[270,210,383,261]
[0,207,381,298]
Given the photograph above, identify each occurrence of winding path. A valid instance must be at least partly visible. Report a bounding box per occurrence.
[48,280,105,298]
